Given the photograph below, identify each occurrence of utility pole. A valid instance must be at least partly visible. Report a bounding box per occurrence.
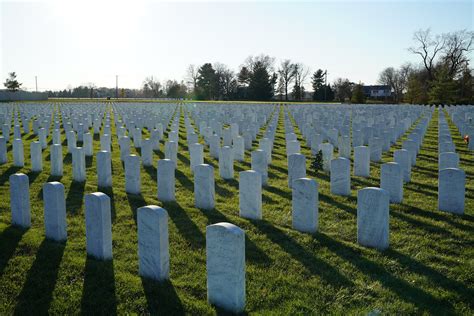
[35,76,38,92]
[115,75,118,99]
[324,70,328,101]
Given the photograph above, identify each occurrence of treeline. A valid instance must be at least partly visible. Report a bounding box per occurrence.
[43,28,474,104]
[379,29,473,104]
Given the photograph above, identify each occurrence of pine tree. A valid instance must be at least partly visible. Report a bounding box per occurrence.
[3,72,22,92]
[311,150,323,173]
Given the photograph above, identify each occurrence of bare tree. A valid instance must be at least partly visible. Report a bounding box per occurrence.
[186,64,199,92]
[278,59,296,101]
[408,28,446,81]
[142,76,162,98]
[378,63,413,103]
[292,63,310,100]
[442,29,474,78]
[214,62,236,100]
[244,54,275,73]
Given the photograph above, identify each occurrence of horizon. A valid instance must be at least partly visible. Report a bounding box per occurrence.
[1,0,473,92]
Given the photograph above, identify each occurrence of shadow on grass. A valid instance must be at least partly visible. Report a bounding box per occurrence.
[81,257,117,315]
[66,180,86,214]
[0,166,22,186]
[126,193,147,223]
[0,226,26,276]
[163,201,205,249]
[14,239,65,314]
[249,220,353,288]
[141,277,185,315]
[317,233,459,314]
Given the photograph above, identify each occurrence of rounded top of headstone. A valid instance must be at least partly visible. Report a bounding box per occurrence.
[207,222,244,235]
[44,181,63,188]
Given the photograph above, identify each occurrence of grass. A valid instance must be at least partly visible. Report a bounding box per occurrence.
[0,103,472,314]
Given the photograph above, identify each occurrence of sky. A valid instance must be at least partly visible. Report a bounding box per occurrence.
[1,0,473,91]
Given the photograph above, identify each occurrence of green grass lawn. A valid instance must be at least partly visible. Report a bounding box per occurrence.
[0,104,472,314]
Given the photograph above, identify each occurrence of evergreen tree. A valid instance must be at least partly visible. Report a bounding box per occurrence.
[311,150,323,173]
[428,68,458,104]
[311,69,325,100]
[3,72,22,92]
[351,83,366,103]
[248,61,274,101]
[196,63,217,100]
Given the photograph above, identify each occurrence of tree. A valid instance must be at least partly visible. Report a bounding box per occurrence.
[292,63,309,101]
[278,60,296,101]
[351,83,366,103]
[405,71,429,104]
[196,63,217,100]
[186,64,199,94]
[442,30,474,78]
[142,76,162,98]
[333,78,353,102]
[428,67,457,104]
[215,63,236,100]
[165,80,187,99]
[4,72,22,92]
[378,64,413,103]
[409,28,473,81]
[311,69,326,101]
[409,28,446,81]
[248,61,274,101]
[236,66,251,100]
[457,67,474,104]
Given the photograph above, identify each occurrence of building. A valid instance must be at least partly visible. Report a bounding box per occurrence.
[363,85,392,99]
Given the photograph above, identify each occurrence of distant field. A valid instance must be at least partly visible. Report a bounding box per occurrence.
[0,104,472,314]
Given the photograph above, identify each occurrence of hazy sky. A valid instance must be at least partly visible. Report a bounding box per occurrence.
[1,0,472,91]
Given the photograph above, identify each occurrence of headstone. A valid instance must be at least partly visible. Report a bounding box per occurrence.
[251,149,268,186]
[357,187,390,250]
[10,173,31,228]
[380,162,403,203]
[142,138,153,167]
[85,192,113,260]
[330,157,351,196]
[402,139,417,166]
[157,159,175,202]
[239,170,262,220]
[189,143,204,173]
[438,168,465,214]
[206,222,245,313]
[369,137,382,162]
[286,140,300,156]
[137,205,169,281]
[393,149,411,183]
[233,136,245,161]
[125,154,141,194]
[439,152,459,170]
[13,138,24,167]
[288,153,306,188]
[97,151,112,188]
[43,182,67,241]
[50,144,63,177]
[219,146,234,179]
[30,141,43,172]
[72,147,86,182]
[354,146,370,177]
[292,178,318,233]
[165,141,178,167]
[194,164,215,210]
[119,136,131,161]
[0,136,7,164]
[83,132,93,157]
[319,143,333,172]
